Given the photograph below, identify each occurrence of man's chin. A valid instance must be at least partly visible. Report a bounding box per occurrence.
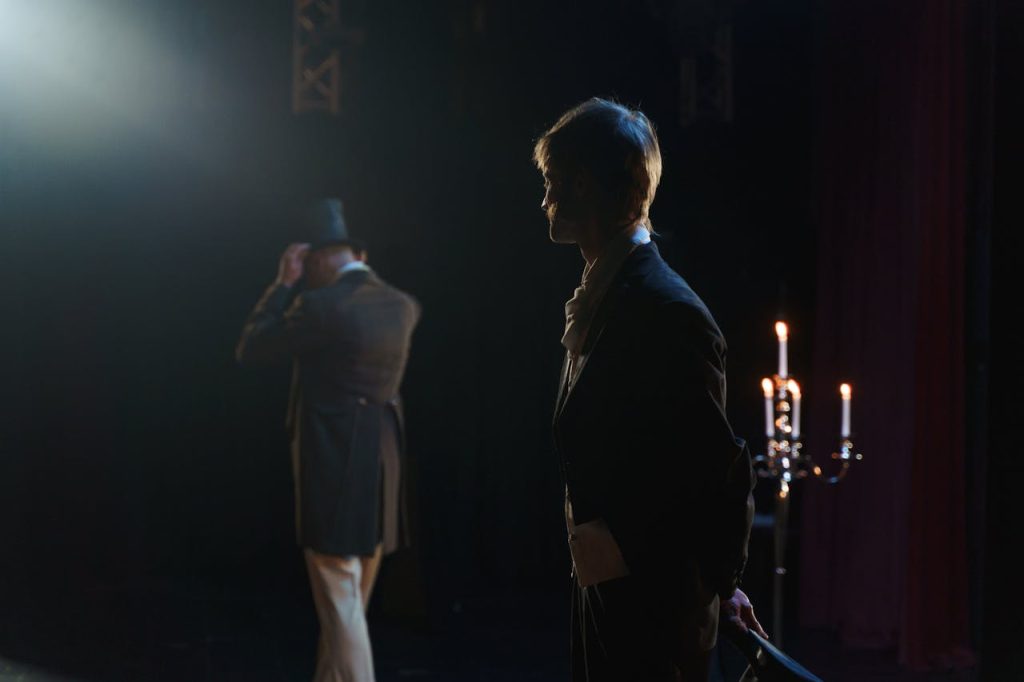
[549,221,577,244]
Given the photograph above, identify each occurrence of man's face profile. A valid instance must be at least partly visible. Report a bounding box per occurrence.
[542,168,583,244]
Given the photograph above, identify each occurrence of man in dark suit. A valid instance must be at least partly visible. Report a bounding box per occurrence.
[535,99,766,680]
[237,199,420,682]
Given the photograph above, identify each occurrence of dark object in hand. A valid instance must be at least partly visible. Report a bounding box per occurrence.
[730,629,824,682]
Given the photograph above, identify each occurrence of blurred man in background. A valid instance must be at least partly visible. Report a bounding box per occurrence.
[237,199,420,682]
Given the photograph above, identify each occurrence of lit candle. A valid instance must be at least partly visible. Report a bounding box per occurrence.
[840,383,852,437]
[788,379,801,439]
[775,322,789,378]
[762,378,775,437]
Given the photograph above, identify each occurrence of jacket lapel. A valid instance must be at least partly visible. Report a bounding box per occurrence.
[553,353,572,423]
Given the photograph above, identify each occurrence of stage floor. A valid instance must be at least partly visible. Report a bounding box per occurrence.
[0,580,975,682]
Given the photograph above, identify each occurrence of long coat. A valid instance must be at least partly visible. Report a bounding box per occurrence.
[237,269,420,556]
[553,242,755,645]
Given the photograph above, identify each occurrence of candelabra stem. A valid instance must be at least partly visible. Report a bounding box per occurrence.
[772,490,790,648]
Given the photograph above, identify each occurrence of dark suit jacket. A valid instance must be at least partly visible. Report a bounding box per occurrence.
[554,242,754,602]
[237,269,420,556]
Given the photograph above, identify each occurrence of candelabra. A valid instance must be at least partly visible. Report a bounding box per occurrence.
[753,322,862,647]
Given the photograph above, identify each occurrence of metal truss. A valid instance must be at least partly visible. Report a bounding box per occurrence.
[292,0,348,114]
[679,23,734,126]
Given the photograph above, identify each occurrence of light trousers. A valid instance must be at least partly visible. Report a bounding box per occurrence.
[304,545,384,682]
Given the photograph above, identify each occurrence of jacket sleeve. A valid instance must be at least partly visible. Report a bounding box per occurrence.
[666,303,755,599]
[702,436,756,600]
[610,301,755,599]
[235,283,332,365]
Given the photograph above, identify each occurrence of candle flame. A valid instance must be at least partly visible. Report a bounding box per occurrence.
[775,321,788,342]
[840,383,852,399]
[787,379,801,398]
[761,378,774,398]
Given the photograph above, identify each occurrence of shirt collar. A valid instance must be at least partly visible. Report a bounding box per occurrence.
[337,260,370,277]
[581,223,651,289]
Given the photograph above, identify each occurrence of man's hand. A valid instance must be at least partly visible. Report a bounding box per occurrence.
[720,588,768,639]
[277,243,310,287]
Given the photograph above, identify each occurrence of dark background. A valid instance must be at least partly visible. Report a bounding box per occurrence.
[0,0,1015,680]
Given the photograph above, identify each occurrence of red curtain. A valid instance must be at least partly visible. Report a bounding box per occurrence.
[797,0,974,670]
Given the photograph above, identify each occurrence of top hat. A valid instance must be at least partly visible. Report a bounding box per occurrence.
[296,198,351,251]
[731,630,824,682]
